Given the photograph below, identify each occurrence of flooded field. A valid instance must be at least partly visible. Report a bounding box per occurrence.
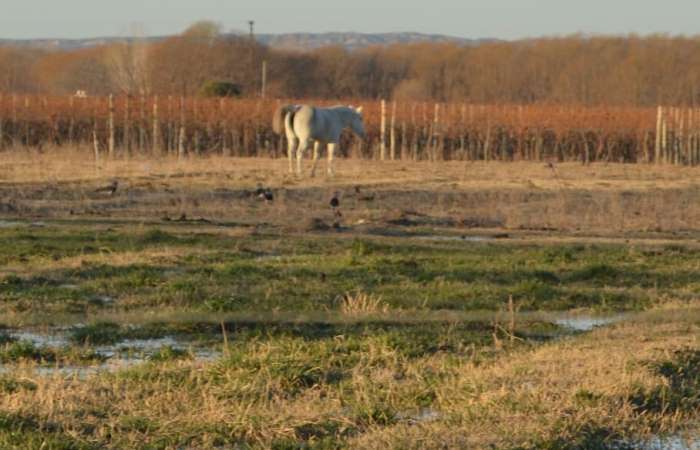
[1,159,700,448]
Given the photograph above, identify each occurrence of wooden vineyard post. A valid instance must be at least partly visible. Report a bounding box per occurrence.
[124,96,131,156]
[193,99,200,156]
[695,108,700,165]
[460,103,466,160]
[400,103,407,160]
[696,107,700,166]
[517,105,524,161]
[108,94,115,159]
[484,111,492,162]
[390,101,396,160]
[687,108,694,165]
[670,107,676,165]
[431,103,440,161]
[242,120,249,156]
[427,104,434,161]
[152,96,161,155]
[167,96,173,155]
[411,103,418,161]
[425,103,432,160]
[178,96,186,159]
[92,98,100,162]
[469,105,475,160]
[680,107,686,165]
[655,106,662,164]
[673,107,680,165]
[661,109,668,164]
[380,99,386,160]
[139,95,146,153]
[255,101,262,157]
[667,107,673,164]
[68,95,75,148]
[23,96,29,147]
[41,96,49,147]
[11,94,17,148]
[0,94,3,150]
[220,98,231,156]
[207,109,217,156]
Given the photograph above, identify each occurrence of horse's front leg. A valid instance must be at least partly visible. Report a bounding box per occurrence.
[287,137,298,174]
[296,139,310,176]
[310,141,322,178]
[327,142,337,177]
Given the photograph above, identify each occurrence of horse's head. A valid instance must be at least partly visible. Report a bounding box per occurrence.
[349,106,366,139]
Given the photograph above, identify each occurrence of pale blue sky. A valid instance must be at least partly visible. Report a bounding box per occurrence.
[2,0,698,40]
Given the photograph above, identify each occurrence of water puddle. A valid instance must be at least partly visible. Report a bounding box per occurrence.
[396,408,441,424]
[1,328,220,378]
[619,434,700,450]
[553,315,624,332]
[8,329,70,347]
[254,254,284,262]
[0,220,24,229]
[0,220,45,229]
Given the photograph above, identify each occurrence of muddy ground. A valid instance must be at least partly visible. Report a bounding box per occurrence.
[2,158,700,238]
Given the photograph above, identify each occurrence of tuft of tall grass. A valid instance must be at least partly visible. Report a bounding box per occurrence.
[338,290,388,315]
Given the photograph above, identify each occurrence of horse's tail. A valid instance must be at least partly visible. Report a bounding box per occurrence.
[272,104,296,135]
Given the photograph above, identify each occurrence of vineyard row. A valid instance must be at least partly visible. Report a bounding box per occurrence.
[0,94,696,164]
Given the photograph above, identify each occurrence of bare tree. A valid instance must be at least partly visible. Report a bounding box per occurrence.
[105,26,151,95]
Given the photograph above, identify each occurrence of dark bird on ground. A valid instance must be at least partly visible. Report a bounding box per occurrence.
[254,184,274,202]
[260,189,274,202]
[330,192,340,209]
[546,161,563,183]
[354,185,361,194]
[95,180,118,195]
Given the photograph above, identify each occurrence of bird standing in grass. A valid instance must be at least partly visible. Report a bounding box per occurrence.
[330,191,341,217]
[260,189,274,202]
[254,184,274,202]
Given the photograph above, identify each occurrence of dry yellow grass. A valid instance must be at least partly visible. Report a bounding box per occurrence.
[1,309,698,448]
[338,290,389,315]
[2,148,700,192]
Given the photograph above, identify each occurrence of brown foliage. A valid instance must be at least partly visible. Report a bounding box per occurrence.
[2,33,700,106]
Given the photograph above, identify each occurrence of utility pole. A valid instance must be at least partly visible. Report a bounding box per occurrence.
[261,60,267,99]
[248,20,255,41]
[248,20,257,95]
[248,20,266,98]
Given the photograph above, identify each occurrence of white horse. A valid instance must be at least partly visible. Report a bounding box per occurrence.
[272,104,366,177]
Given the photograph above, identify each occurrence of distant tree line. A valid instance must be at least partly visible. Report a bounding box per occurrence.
[1,22,700,106]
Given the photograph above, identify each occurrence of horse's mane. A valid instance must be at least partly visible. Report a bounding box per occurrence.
[272,104,298,134]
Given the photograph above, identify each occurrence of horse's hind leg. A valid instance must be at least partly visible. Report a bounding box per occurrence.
[327,142,337,177]
[310,141,322,178]
[287,137,298,174]
[296,139,310,176]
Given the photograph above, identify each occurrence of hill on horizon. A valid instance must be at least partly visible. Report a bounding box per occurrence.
[0,31,495,51]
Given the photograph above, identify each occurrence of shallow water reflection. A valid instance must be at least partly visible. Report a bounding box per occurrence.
[553,315,624,331]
